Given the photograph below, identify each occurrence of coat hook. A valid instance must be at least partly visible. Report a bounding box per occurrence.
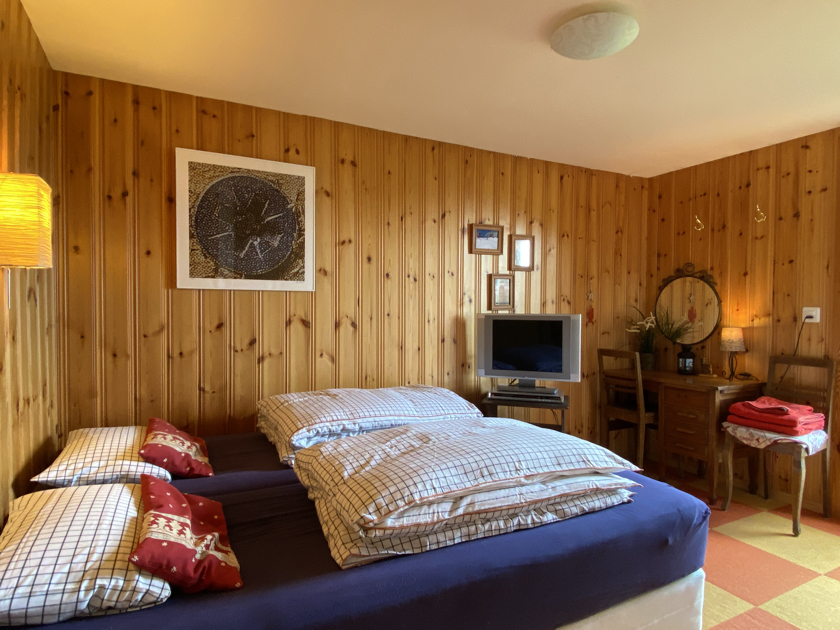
[694,215,705,231]
[755,205,766,223]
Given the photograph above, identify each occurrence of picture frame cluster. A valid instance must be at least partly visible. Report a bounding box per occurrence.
[468,224,535,312]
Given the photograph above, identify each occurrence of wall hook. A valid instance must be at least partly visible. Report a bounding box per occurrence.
[755,205,766,223]
[694,215,705,231]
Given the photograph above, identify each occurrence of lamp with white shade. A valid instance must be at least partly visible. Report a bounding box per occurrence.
[720,327,746,381]
[0,173,53,309]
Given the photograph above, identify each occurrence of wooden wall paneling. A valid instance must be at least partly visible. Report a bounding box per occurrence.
[582,170,600,441]
[643,176,659,317]
[473,150,494,395]
[359,127,380,389]
[749,146,775,380]
[335,123,359,388]
[648,127,840,514]
[194,98,228,435]
[227,103,258,432]
[135,86,166,424]
[254,107,286,400]
[729,151,752,333]
[381,132,403,388]
[101,80,134,427]
[285,114,314,394]
[62,74,98,431]
[542,163,559,315]
[529,161,548,423]
[613,174,628,354]
[569,169,589,438]
[655,172,675,370]
[423,141,441,387]
[690,164,711,365]
[460,147,477,399]
[164,91,199,433]
[830,128,840,516]
[312,116,337,390]
[442,143,461,392]
[798,132,832,507]
[708,158,731,376]
[1,0,58,523]
[402,136,422,386]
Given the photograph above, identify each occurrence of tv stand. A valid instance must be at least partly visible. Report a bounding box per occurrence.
[482,391,569,433]
[494,380,559,397]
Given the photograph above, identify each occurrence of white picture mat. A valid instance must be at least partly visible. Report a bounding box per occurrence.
[176,148,315,291]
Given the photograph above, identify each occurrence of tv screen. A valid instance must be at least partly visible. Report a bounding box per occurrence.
[491,320,563,373]
[476,313,581,383]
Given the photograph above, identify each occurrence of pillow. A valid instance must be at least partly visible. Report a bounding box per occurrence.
[130,475,243,593]
[139,418,214,478]
[31,426,172,487]
[257,385,484,464]
[0,484,170,625]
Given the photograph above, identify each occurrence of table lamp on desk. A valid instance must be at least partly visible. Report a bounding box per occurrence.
[720,327,746,381]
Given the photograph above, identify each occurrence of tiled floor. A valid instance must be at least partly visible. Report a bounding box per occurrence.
[667,475,840,630]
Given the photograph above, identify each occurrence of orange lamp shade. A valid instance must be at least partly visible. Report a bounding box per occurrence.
[0,173,52,268]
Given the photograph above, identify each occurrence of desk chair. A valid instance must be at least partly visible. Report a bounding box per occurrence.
[722,356,836,536]
[598,349,660,473]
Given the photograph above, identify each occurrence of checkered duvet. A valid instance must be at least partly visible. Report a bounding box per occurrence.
[295,417,640,568]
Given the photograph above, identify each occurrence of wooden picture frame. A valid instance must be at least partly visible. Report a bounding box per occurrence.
[509,235,535,272]
[176,148,315,291]
[488,273,514,311]
[469,224,504,255]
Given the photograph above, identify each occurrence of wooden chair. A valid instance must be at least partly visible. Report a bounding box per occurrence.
[722,356,836,536]
[598,349,660,472]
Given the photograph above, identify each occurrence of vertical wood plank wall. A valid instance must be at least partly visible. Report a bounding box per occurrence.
[55,72,649,453]
[648,128,840,513]
[0,0,58,523]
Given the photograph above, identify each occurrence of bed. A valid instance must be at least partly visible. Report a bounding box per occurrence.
[24,470,708,630]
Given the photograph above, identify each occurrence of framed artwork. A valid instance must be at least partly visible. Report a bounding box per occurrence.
[176,148,315,291]
[469,224,504,255]
[509,235,535,272]
[488,273,515,311]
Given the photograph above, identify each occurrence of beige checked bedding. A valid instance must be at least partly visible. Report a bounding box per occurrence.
[295,417,640,568]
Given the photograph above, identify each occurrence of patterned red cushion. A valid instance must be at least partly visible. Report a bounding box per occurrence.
[130,475,243,593]
[139,418,213,478]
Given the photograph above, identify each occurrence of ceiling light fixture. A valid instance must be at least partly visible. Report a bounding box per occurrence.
[550,11,639,60]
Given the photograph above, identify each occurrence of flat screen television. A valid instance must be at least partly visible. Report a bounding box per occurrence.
[477,313,582,386]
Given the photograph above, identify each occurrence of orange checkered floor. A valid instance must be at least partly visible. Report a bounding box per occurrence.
[667,476,840,630]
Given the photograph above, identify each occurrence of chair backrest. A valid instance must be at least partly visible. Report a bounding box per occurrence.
[765,355,836,435]
[597,349,646,416]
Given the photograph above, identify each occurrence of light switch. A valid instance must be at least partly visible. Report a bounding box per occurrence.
[802,307,821,323]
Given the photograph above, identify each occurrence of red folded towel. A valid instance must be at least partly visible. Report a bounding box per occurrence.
[742,396,813,415]
[730,397,823,428]
[727,414,825,436]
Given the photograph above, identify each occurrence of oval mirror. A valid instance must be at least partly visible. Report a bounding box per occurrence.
[654,264,721,346]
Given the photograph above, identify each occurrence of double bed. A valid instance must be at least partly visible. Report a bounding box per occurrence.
[3,388,709,629]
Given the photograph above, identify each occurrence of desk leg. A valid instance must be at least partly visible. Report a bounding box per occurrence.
[561,409,566,434]
[708,446,718,506]
[484,403,498,418]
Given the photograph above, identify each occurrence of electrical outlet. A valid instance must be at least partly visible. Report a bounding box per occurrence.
[803,307,821,323]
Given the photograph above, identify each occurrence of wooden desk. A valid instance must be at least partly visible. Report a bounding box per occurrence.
[482,394,569,433]
[606,370,764,505]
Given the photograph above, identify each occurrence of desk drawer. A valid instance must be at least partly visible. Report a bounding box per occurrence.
[662,405,708,427]
[664,387,709,410]
[665,419,707,443]
[666,438,708,460]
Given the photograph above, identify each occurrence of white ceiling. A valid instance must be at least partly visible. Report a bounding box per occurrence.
[21,0,840,177]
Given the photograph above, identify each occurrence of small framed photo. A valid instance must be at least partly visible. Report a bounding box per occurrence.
[509,235,535,272]
[488,273,515,311]
[469,224,504,255]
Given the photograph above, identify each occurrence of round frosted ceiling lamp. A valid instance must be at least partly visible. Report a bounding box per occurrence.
[550,11,639,60]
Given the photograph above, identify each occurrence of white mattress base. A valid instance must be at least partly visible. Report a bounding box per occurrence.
[558,568,705,630]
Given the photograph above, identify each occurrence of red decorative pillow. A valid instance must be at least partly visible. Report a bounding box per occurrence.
[139,418,213,478]
[131,475,243,593]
